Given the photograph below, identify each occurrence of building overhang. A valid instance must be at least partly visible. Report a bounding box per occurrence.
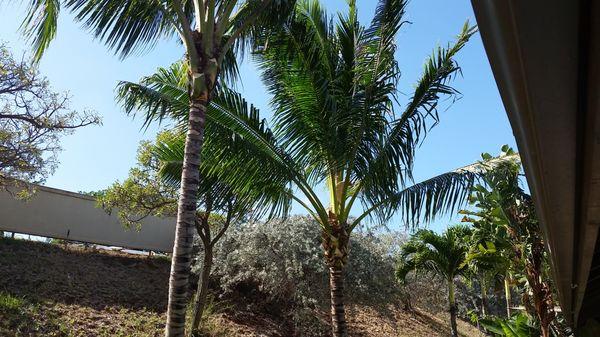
[471,0,600,327]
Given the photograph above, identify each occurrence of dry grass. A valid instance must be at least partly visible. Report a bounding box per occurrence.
[0,237,483,336]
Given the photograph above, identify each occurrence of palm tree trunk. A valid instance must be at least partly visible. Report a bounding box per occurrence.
[190,243,213,335]
[481,277,487,317]
[322,220,349,337]
[329,266,348,336]
[448,279,458,337]
[165,98,208,337]
[504,276,512,317]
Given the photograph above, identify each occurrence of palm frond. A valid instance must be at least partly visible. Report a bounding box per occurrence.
[351,22,476,226]
[153,119,295,219]
[253,1,340,183]
[65,0,175,58]
[20,0,61,62]
[224,0,296,57]
[371,22,477,182]
[355,153,520,228]
[116,61,189,129]
[397,225,471,282]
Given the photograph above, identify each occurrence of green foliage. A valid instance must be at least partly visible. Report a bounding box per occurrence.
[249,0,478,229]
[116,62,293,219]
[0,292,24,312]
[480,313,539,337]
[462,146,557,331]
[97,136,178,228]
[396,225,472,283]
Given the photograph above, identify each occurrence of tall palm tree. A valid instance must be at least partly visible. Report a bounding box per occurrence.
[116,61,291,334]
[238,1,475,335]
[20,1,295,335]
[397,225,473,337]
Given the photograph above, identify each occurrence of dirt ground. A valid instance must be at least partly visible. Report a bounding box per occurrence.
[0,238,483,337]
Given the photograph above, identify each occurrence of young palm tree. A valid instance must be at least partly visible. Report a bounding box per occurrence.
[397,225,473,337]
[20,1,294,335]
[462,208,514,318]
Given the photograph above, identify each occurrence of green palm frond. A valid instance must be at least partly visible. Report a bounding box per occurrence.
[253,0,340,182]
[153,109,295,219]
[355,152,520,228]
[225,0,296,57]
[357,22,477,210]
[117,61,189,128]
[117,60,298,219]
[397,225,471,283]
[20,0,61,62]
[64,0,174,58]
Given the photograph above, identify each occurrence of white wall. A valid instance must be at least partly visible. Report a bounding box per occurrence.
[0,185,176,252]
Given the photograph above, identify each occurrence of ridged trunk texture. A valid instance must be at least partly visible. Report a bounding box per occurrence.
[165,98,207,337]
[190,243,213,335]
[448,279,458,337]
[329,266,348,337]
[322,215,349,337]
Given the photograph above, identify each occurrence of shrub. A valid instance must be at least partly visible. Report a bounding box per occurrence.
[207,216,404,308]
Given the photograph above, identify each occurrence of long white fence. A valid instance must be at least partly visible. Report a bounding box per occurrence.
[0,184,176,252]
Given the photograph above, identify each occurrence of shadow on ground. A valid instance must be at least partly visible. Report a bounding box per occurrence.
[0,238,170,313]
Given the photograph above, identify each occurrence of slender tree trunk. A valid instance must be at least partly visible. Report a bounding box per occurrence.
[165,98,208,337]
[481,277,488,317]
[329,266,348,336]
[448,279,458,337]
[191,243,213,335]
[504,276,512,317]
[322,215,350,337]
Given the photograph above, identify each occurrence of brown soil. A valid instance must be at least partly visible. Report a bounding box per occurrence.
[0,238,483,337]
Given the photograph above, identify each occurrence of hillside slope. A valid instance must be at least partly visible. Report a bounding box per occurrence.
[0,238,482,337]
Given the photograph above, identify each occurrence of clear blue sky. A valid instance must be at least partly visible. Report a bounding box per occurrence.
[0,1,517,232]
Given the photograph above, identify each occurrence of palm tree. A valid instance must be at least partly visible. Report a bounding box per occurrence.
[20,1,294,335]
[234,1,476,335]
[87,2,498,335]
[116,61,290,334]
[461,208,514,318]
[397,225,473,337]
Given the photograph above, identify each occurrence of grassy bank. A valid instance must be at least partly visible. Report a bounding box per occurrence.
[0,237,482,336]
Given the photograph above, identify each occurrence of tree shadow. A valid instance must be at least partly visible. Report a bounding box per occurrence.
[411,310,451,335]
[0,238,170,313]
